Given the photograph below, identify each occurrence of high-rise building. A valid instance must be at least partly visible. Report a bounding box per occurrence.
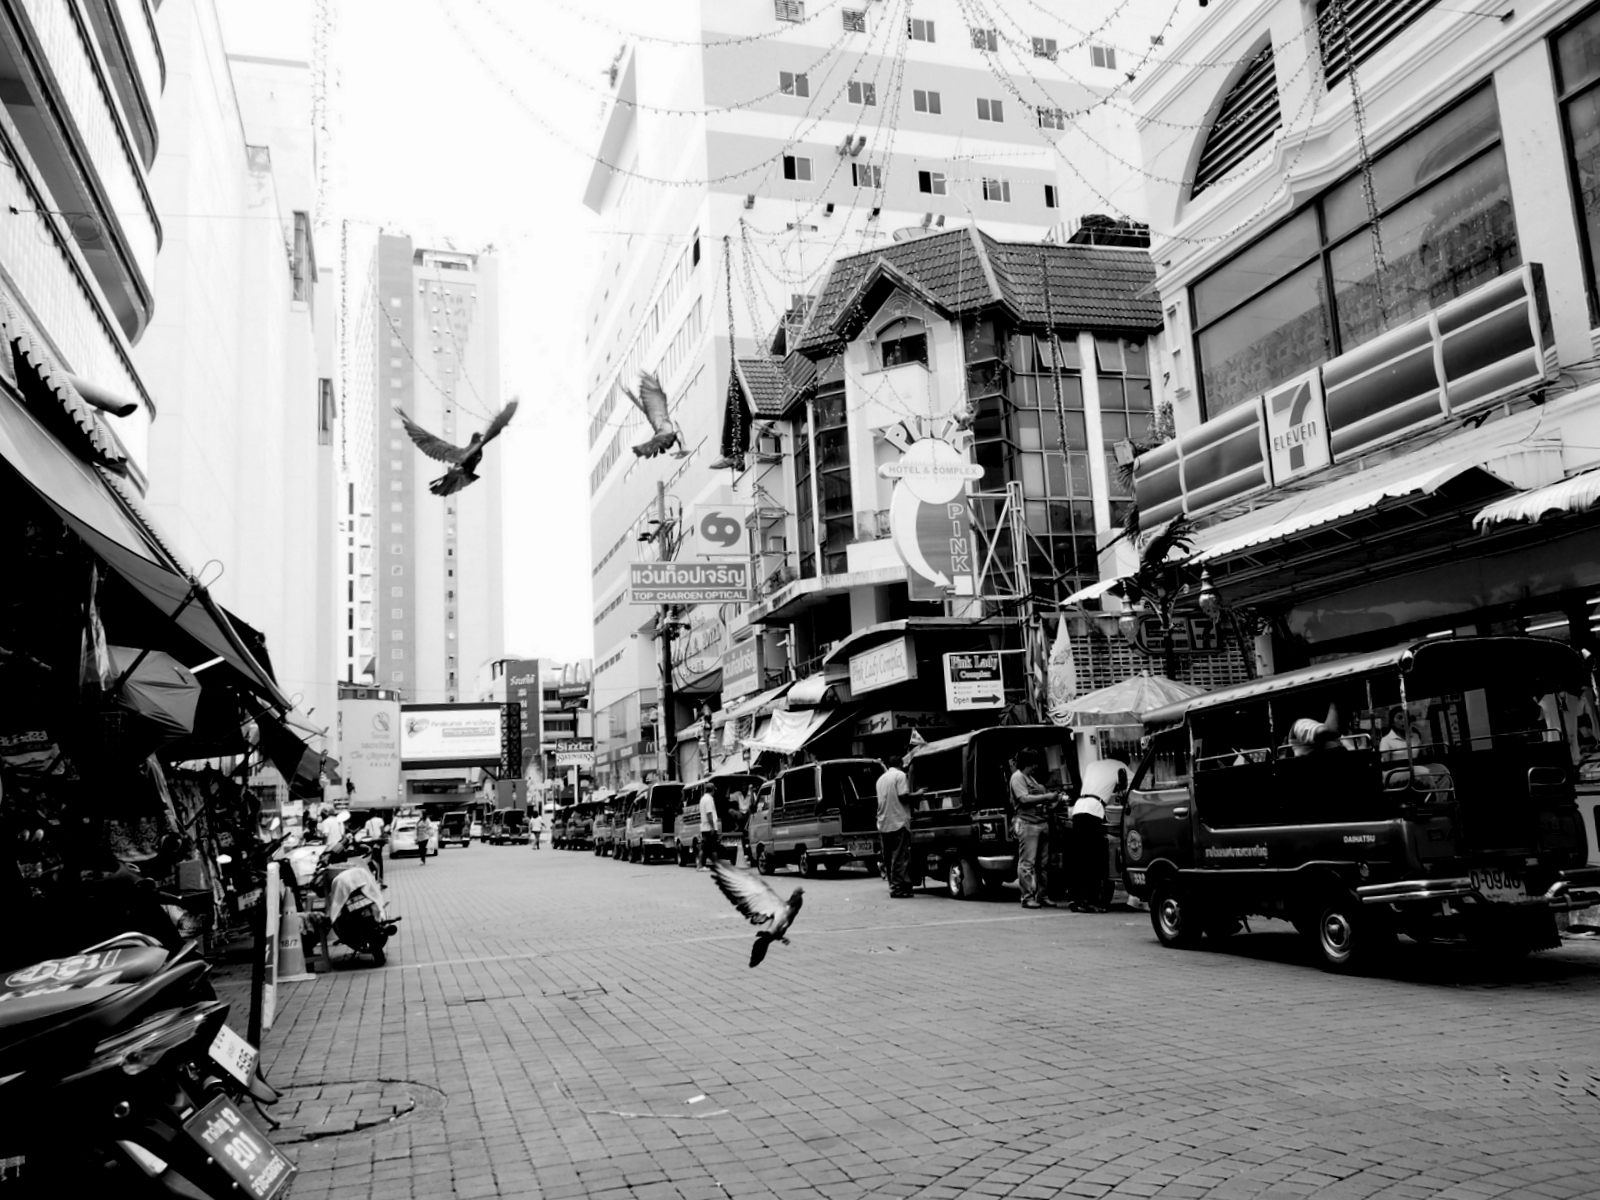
[344,233,505,704]
[582,0,1168,786]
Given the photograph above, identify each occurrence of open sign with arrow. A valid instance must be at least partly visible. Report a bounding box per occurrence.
[944,652,1006,711]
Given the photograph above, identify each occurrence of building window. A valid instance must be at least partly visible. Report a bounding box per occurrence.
[971,27,998,51]
[1038,107,1067,130]
[907,17,934,41]
[1032,37,1057,59]
[813,378,852,575]
[1190,83,1514,417]
[913,89,941,114]
[851,163,883,187]
[1317,0,1438,88]
[782,155,813,181]
[847,80,877,106]
[779,70,809,97]
[1556,8,1600,324]
[982,177,1012,202]
[877,318,928,368]
[1090,44,1117,69]
[843,9,865,32]
[317,378,335,445]
[392,649,404,660]
[1045,184,1058,208]
[774,0,803,22]
[977,97,1004,122]
[918,170,947,195]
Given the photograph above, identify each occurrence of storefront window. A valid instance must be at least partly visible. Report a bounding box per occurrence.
[1556,7,1600,325]
[1192,83,1515,418]
[814,383,851,575]
[794,406,816,579]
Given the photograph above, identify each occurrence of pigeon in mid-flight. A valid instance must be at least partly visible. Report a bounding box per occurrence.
[394,398,519,496]
[620,371,682,458]
[710,861,804,968]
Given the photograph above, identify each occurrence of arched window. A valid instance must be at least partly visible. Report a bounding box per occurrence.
[1191,43,1282,199]
[876,317,928,368]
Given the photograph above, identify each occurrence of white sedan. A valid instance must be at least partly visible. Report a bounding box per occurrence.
[390,817,438,858]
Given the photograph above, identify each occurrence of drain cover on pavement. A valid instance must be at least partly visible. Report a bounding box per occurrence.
[272,1078,444,1143]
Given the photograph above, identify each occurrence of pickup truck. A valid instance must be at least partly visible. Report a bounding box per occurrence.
[674,774,762,866]
[747,759,883,877]
[621,782,683,863]
[907,727,1083,899]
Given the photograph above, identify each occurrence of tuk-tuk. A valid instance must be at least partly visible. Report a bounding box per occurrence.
[1125,636,1600,971]
[620,783,681,863]
[567,799,601,851]
[675,774,763,866]
[746,759,884,876]
[550,804,572,849]
[592,801,619,857]
[906,727,1084,898]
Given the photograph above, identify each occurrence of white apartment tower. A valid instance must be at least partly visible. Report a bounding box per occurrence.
[582,0,1166,785]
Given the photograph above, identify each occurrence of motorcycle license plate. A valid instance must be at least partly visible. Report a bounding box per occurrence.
[207,1024,259,1087]
[184,1095,295,1199]
[848,839,875,856]
[1470,869,1527,904]
[347,894,375,912]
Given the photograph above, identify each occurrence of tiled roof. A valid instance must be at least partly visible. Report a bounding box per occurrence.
[735,357,791,417]
[793,226,1160,355]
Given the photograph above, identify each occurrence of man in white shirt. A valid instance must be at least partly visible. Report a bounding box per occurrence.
[696,786,722,870]
[1380,707,1422,761]
[317,808,346,850]
[360,813,387,883]
[876,756,913,898]
[1069,760,1126,913]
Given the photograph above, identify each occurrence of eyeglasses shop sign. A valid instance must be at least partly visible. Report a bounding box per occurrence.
[629,561,751,604]
[849,637,916,695]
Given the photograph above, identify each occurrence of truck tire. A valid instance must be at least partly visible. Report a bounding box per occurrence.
[947,857,980,900]
[1308,892,1391,973]
[798,848,816,878]
[1151,879,1204,948]
[755,846,774,875]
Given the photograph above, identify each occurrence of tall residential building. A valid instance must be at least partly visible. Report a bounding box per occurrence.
[345,233,505,705]
[582,0,1170,787]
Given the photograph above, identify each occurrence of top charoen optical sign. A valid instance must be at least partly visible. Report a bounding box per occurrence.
[629,562,751,604]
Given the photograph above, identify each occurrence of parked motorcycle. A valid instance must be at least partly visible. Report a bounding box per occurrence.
[0,932,293,1197]
[304,842,398,967]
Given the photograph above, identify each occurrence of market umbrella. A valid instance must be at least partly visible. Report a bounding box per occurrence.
[1061,674,1206,729]
[108,645,201,744]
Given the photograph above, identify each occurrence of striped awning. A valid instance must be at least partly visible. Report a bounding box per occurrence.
[1473,468,1600,530]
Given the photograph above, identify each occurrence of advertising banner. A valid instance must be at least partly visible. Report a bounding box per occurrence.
[629,561,751,604]
[505,660,541,772]
[944,651,1005,711]
[721,637,761,701]
[336,697,402,806]
[399,703,504,769]
[849,637,916,695]
[553,738,595,768]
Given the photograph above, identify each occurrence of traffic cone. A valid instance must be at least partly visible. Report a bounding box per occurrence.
[278,892,315,982]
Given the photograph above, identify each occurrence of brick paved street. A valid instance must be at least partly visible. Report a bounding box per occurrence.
[264,842,1600,1200]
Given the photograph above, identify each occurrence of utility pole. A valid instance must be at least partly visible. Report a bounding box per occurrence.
[657,480,678,781]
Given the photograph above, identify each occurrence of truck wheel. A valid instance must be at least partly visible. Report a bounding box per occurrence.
[798,848,816,878]
[947,857,980,900]
[756,846,774,875]
[1151,879,1203,948]
[1309,893,1390,973]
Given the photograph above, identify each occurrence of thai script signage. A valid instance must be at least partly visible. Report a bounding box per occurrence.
[629,562,752,604]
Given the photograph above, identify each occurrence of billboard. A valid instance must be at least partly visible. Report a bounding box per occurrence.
[505,660,540,773]
[629,561,751,604]
[399,703,504,769]
[337,698,402,806]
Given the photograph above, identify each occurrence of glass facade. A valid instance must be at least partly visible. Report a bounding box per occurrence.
[1192,84,1518,417]
[1557,6,1600,325]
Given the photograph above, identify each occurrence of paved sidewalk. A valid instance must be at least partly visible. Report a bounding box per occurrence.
[263,841,1600,1200]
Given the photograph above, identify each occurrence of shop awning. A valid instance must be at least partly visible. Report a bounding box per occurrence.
[0,384,290,709]
[724,681,792,721]
[1060,578,1120,605]
[1473,468,1600,530]
[744,708,826,754]
[799,705,861,749]
[785,674,836,708]
[257,711,329,800]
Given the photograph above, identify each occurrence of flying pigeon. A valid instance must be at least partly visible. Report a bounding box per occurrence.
[394,398,519,496]
[620,371,681,458]
[710,861,804,968]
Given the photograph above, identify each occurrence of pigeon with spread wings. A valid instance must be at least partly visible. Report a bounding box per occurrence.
[621,371,682,458]
[710,861,803,968]
[394,398,519,496]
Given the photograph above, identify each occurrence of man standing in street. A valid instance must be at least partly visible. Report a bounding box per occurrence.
[876,755,913,898]
[697,785,722,870]
[1011,748,1057,909]
[361,812,388,885]
[415,814,434,865]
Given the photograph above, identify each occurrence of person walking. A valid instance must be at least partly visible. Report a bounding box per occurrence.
[1010,748,1057,909]
[696,785,722,870]
[876,755,914,898]
[415,814,435,865]
[530,808,543,850]
[361,812,388,885]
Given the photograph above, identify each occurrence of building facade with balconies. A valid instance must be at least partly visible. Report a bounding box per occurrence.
[1127,0,1600,676]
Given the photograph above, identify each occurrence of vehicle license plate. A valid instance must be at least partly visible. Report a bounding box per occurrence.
[848,839,875,856]
[184,1095,294,1199]
[1470,869,1528,904]
[207,1024,259,1087]
[346,894,374,912]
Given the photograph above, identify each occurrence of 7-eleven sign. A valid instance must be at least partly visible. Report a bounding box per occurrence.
[1264,370,1331,484]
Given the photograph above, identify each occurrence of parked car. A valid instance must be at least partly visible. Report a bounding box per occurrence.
[674,774,763,866]
[1124,636,1600,972]
[566,800,600,851]
[621,783,682,862]
[906,727,1084,899]
[746,759,884,877]
[592,806,619,856]
[390,814,438,859]
[469,818,484,839]
[439,811,471,847]
[486,808,529,845]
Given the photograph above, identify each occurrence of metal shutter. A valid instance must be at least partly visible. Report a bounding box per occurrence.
[1191,45,1282,198]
